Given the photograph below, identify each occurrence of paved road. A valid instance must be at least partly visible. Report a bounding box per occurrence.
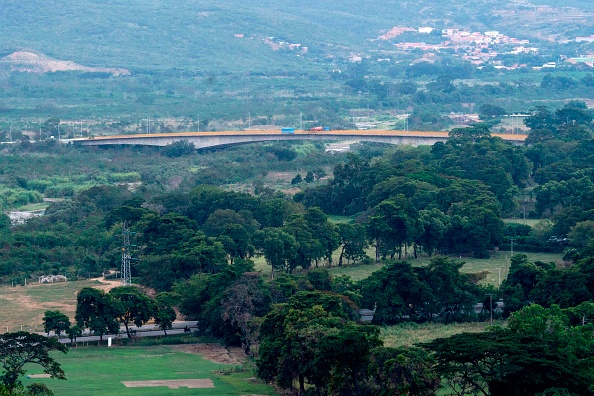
[49,321,198,344]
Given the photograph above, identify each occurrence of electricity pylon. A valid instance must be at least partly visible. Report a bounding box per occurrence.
[121,222,135,286]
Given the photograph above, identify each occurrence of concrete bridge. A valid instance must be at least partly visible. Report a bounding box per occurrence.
[76,130,527,149]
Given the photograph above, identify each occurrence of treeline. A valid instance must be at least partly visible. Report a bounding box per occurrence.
[43,286,176,342]
[2,102,593,285]
[297,136,529,258]
[4,102,594,282]
[258,296,594,395]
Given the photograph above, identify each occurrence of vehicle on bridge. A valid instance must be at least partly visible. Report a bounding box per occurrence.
[281,127,295,134]
[309,126,330,132]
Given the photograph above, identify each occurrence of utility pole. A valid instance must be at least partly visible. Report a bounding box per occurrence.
[509,237,516,257]
[486,293,494,323]
[9,124,13,142]
[197,114,200,132]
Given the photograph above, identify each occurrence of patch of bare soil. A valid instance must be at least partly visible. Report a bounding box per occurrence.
[0,287,76,324]
[122,379,214,389]
[0,50,130,76]
[89,277,122,292]
[172,344,246,365]
[265,172,294,182]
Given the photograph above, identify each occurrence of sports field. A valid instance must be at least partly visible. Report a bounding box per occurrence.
[23,344,278,395]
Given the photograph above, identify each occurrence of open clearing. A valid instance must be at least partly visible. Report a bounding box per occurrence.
[381,321,500,348]
[327,251,563,285]
[23,345,277,396]
[0,279,113,331]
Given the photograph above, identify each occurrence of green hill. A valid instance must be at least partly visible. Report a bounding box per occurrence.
[0,0,593,124]
[2,0,592,73]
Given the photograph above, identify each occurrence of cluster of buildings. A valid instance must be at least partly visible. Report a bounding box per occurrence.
[261,37,308,53]
[233,33,309,54]
[374,26,594,70]
[387,26,535,66]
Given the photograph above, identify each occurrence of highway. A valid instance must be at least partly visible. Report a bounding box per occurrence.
[76,129,527,141]
[75,130,527,149]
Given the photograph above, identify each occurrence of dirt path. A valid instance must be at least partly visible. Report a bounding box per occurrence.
[89,277,123,292]
[171,344,246,365]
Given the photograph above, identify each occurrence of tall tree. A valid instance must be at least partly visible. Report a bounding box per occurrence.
[257,291,375,395]
[0,332,67,396]
[283,215,324,270]
[424,305,594,396]
[337,223,368,266]
[359,260,432,323]
[109,286,157,339]
[75,288,121,341]
[154,293,178,336]
[366,346,440,396]
[42,311,71,337]
[253,228,298,278]
[304,207,340,266]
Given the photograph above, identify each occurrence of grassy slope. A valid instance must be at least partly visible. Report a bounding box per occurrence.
[0,0,397,72]
[23,345,277,396]
[0,280,104,331]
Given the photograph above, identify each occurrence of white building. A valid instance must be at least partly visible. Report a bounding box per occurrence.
[418,26,434,34]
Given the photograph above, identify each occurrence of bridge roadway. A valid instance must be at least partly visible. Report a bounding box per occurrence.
[77,130,527,149]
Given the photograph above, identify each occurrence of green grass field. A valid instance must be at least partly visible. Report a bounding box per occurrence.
[23,345,277,396]
[327,215,356,224]
[20,324,499,395]
[13,202,50,212]
[503,218,544,227]
[327,251,562,285]
[381,321,501,348]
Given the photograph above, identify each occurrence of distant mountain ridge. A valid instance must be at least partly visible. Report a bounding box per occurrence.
[0,50,130,76]
[2,0,592,74]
